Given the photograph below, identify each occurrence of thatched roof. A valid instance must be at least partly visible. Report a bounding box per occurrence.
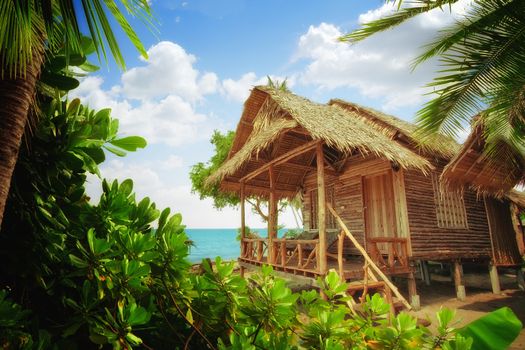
[329,99,460,158]
[505,189,525,209]
[206,86,435,197]
[441,121,525,196]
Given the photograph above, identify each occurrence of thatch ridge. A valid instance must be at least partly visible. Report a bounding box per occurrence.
[329,99,460,158]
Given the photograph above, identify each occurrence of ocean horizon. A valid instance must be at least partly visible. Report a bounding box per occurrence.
[186,228,290,263]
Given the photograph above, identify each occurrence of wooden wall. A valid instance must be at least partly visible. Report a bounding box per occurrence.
[300,154,502,261]
[485,198,522,266]
[404,164,492,260]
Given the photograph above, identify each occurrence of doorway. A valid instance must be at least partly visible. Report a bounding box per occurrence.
[363,171,397,253]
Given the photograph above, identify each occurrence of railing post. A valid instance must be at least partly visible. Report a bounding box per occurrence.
[280,241,286,266]
[240,181,246,257]
[257,240,263,261]
[338,231,344,279]
[388,243,395,271]
[297,244,303,268]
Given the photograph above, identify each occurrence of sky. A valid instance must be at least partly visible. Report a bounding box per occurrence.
[72,0,471,228]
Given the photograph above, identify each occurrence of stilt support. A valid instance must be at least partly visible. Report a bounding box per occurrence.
[488,263,500,294]
[453,261,466,301]
[240,266,245,278]
[407,272,420,310]
[517,267,525,291]
[421,261,431,286]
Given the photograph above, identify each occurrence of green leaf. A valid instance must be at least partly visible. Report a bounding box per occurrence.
[69,254,89,268]
[109,136,147,152]
[103,145,127,157]
[40,70,80,91]
[78,61,100,72]
[125,332,143,345]
[458,307,522,350]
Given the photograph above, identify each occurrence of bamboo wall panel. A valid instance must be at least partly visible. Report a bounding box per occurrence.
[485,198,522,266]
[404,167,492,259]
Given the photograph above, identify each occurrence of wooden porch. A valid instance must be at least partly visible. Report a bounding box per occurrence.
[239,234,412,281]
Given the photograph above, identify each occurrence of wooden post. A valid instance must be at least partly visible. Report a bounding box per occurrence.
[453,261,466,301]
[338,231,344,279]
[517,267,525,291]
[268,165,277,264]
[383,284,395,319]
[489,262,501,294]
[257,241,263,261]
[297,244,303,268]
[240,266,245,278]
[316,142,327,274]
[407,272,420,310]
[280,241,286,266]
[421,261,431,286]
[240,181,246,258]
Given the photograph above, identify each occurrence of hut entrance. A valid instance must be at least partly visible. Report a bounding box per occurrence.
[363,171,397,254]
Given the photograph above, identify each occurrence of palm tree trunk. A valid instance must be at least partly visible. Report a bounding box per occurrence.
[0,51,43,229]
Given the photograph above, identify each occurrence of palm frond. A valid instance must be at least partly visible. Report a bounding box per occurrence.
[412,0,518,67]
[415,0,525,140]
[1,0,154,77]
[340,0,458,43]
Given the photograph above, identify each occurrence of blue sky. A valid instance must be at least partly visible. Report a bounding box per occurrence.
[73,0,470,228]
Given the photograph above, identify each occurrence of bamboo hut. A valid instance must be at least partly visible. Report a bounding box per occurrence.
[207,86,525,308]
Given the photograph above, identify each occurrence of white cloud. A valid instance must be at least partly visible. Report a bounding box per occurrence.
[72,77,212,147]
[358,2,397,24]
[293,1,473,111]
[70,40,224,147]
[162,155,184,170]
[121,41,219,102]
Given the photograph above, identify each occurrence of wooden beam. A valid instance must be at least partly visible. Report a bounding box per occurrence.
[327,202,412,310]
[317,143,327,274]
[240,181,246,241]
[489,262,501,294]
[338,231,344,279]
[453,261,466,301]
[268,164,277,264]
[221,181,297,198]
[407,272,420,310]
[241,140,321,182]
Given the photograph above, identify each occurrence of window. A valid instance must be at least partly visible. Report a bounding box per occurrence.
[309,186,337,230]
[431,173,469,229]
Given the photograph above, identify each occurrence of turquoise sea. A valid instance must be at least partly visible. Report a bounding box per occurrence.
[186,228,288,263]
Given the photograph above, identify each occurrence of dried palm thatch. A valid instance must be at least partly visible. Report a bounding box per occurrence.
[505,189,525,209]
[206,86,432,188]
[330,99,460,158]
[442,120,525,196]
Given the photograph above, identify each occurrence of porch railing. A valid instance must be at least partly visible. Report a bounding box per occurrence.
[367,237,409,274]
[241,238,267,262]
[241,237,320,271]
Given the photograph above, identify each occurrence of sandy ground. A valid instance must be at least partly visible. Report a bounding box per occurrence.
[400,265,525,350]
